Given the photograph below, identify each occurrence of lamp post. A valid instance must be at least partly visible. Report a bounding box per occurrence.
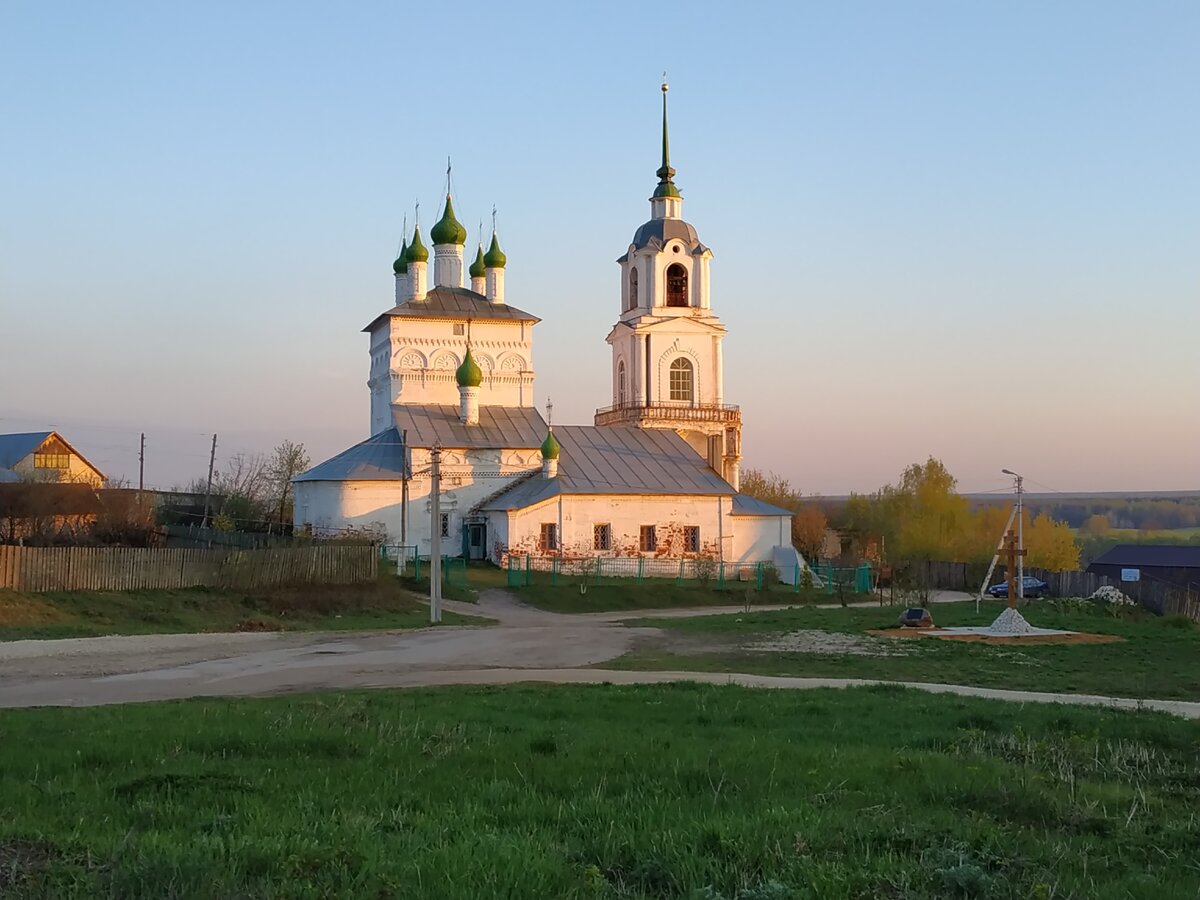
[1001,469,1024,600]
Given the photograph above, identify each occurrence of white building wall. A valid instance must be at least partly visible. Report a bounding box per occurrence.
[294,446,543,554]
[498,493,731,561]
[730,515,791,565]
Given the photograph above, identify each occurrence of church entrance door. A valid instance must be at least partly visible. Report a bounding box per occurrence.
[467,523,487,560]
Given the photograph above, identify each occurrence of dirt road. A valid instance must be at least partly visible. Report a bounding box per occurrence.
[4,590,1195,718]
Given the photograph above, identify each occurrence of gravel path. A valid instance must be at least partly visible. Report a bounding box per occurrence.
[4,589,1191,718]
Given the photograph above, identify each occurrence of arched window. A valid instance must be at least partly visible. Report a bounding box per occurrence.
[617,360,627,404]
[628,268,638,310]
[666,263,688,307]
[669,357,694,403]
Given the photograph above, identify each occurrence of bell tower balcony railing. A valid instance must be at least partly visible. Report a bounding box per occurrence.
[594,400,742,428]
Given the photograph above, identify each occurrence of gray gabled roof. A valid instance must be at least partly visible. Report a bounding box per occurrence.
[479,425,734,511]
[294,428,409,482]
[0,432,52,468]
[363,287,540,333]
[731,494,795,517]
[392,405,548,450]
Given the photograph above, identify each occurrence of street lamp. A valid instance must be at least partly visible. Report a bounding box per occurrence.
[1001,469,1024,599]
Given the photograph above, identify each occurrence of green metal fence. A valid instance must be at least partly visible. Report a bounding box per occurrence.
[503,555,876,594]
[383,545,467,588]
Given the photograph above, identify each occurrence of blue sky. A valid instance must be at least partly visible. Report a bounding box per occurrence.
[2,1,1197,494]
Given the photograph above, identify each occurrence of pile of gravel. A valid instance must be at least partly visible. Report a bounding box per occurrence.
[986,607,1037,636]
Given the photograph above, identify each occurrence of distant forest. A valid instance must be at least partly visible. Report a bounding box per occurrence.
[968,495,1200,532]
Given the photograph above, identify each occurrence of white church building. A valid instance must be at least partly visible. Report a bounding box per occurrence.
[294,84,798,569]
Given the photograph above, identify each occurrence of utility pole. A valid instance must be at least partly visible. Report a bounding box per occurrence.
[138,432,145,496]
[400,429,408,548]
[1002,469,1025,600]
[429,444,442,624]
[976,502,1018,612]
[201,433,217,528]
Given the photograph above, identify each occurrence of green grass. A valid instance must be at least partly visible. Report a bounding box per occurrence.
[512,580,868,613]
[616,600,1200,702]
[0,578,486,641]
[0,684,1197,898]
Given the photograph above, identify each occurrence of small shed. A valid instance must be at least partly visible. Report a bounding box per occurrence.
[1086,544,1200,592]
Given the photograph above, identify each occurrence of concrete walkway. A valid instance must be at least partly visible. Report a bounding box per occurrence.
[4,589,1193,718]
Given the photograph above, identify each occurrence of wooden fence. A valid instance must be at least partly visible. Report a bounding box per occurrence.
[913,560,1194,618]
[0,544,378,592]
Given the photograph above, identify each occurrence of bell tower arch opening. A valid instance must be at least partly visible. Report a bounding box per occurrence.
[666,263,688,307]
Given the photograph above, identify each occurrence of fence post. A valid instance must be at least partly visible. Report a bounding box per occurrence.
[795,564,801,593]
[676,560,684,586]
[755,562,764,591]
[525,554,531,587]
[638,556,644,584]
[552,556,560,586]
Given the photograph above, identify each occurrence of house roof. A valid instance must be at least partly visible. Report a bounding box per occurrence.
[730,494,795,517]
[478,425,734,511]
[0,432,53,468]
[294,428,409,483]
[1088,544,1200,570]
[392,405,548,450]
[363,286,540,333]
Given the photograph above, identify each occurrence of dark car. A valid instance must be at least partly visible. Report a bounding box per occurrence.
[986,576,1051,599]
[898,607,933,628]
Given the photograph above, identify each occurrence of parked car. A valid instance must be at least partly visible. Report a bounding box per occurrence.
[986,576,1051,599]
[898,607,933,628]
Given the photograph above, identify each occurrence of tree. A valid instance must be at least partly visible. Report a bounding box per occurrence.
[792,504,828,562]
[739,468,801,512]
[1024,512,1080,571]
[890,457,970,563]
[267,440,311,526]
[1082,514,1110,537]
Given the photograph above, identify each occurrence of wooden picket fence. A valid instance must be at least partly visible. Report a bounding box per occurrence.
[0,544,378,592]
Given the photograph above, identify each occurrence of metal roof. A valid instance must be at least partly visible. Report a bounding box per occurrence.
[730,494,795,517]
[294,428,409,482]
[0,432,52,468]
[617,218,710,261]
[363,286,540,333]
[479,425,734,511]
[1088,544,1200,570]
[392,405,548,450]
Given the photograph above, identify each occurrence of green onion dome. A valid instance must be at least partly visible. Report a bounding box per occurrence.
[430,194,467,245]
[483,231,507,268]
[392,238,408,274]
[406,225,429,263]
[456,347,483,388]
[468,244,486,279]
[540,428,560,460]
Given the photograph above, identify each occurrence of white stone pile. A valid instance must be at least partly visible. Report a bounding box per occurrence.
[985,607,1037,636]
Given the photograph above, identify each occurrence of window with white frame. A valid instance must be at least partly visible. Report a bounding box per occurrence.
[669,357,694,403]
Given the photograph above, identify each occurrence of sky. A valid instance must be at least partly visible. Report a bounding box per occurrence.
[1,1,1197,496]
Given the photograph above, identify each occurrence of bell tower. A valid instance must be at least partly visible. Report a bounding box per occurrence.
[594,81,742,489]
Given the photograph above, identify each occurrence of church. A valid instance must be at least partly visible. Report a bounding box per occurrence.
[294,84,798,571]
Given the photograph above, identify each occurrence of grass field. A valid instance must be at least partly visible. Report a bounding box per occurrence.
[1,684,1197,898]
[617,600,1200,702]
[512,579,865,614]
[0,579,484,641]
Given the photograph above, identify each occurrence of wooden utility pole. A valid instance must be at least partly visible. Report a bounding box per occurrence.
[429,444,442,624]
[400,429,408,548]
[138,432,145,495]
[201,433,217,528]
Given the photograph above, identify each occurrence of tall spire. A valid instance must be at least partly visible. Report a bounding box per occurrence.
[653,77,680,199]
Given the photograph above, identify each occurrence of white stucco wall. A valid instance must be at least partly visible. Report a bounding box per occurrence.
[294,446,543,555]
[730,515,791,565]
[367,316,536,434]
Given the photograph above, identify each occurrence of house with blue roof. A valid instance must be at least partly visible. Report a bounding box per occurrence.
[0,431,105,487]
